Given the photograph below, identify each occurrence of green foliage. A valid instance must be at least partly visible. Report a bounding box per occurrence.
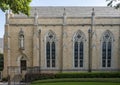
[31,82,120,85]
[24,73,55,82]
[55,72,120,78]
[106,0,120,8]
[0,0,32,16]
[2,77,8,82]
[24,72,120,82]
[32,78,120,84]
[0,54,4,71]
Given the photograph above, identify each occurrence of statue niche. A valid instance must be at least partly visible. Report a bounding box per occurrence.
[19,29,24,50]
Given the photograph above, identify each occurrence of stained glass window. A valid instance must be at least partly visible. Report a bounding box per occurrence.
[102,31,113,68]
[46,31,56,68]
[74,31,84,68]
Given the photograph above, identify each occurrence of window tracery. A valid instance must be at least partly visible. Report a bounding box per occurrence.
[73,30,85,68]
[46,31,56,68]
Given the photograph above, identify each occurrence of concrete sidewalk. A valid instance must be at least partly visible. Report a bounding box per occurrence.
[0,82,8,85]
[0,82,28,85]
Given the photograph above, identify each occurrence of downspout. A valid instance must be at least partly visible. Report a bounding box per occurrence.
[60,8,66,72]
[88,8,95,72]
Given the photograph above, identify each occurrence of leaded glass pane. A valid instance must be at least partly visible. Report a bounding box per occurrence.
[46,31,56,68]
[79,42,83,60]
[107,42,111,60]
[52,59,55,67]
[80,60,83,67]
[75,60,78,67]
[74,31,84,68]
[107,59,111,67]
[102,60,106,67]
[102,31,112,68]
[52,42,55,59]
[74,42,78,60]
[102,42,106,59]
[47,60,50,67]
[46,42,50,59]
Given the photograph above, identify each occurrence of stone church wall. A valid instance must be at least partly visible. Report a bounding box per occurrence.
[3,7,120,77]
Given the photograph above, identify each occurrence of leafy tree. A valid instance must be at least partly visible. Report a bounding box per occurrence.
[0,54,3,71]
[0,0,32,16]
[107,0,120,8]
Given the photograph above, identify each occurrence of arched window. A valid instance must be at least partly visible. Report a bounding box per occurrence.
[102,30,113,68]
[73,30,85,68]
[46,31,56,68]
[19,29,24,50]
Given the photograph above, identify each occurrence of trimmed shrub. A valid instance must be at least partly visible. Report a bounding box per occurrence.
[2,77,8,82]
[24,72,120,82]
[24,73,55,82]
[55,72,120,78]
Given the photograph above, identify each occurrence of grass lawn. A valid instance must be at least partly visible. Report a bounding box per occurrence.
[31,82,120,85]
[31,78,120,85]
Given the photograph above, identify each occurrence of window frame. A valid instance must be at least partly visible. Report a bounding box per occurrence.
[101,30,114,69]
[45,31,56,69]
[73,30,86,69]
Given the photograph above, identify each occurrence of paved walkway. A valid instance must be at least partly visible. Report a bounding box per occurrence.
[0,82,28,85]
[0,82,8,85]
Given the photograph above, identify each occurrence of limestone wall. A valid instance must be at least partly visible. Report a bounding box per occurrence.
[3,15,120,77]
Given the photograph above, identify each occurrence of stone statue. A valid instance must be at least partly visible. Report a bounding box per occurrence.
[20,35,24,49]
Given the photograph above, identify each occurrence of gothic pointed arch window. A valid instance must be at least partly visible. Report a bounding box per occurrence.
[46,31,56,68]
[19,29,24,50]
[73,30,85,68]
[102,30,113,68]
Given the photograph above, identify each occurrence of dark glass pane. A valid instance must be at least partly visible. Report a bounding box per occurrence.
[49,34,53,39]
[79,42,83,59]
[47,60,50,67]
[75,55,78,59]
[102,42,106,59]
[52,42,56,59]
[102,54,106,59]
[46,42,50,67]
[80,56,83,59]
[108,42,111,59]
[108,42,111,49]
[107,55,111,59]
[46,42,50,58]
[107,60,111,67]
[108,53,111,59]
[52,42,55,51]
[80,42,83,51]
[80,60,83,67]
[108,56,111,59]
[52,55,55,59]
[47,55,50,59]
[74,42,78,60]
[102,42,106,50]
[52,60,55,67]
[74,42,78,51]
[75,60,78,67]
[46,42,50,50]
[102,60,106,67]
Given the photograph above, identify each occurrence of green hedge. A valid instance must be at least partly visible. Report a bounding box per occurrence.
[32,78,120,84]
[24,72,120,82]
[55,72,120,78]
[24,73,55,82]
